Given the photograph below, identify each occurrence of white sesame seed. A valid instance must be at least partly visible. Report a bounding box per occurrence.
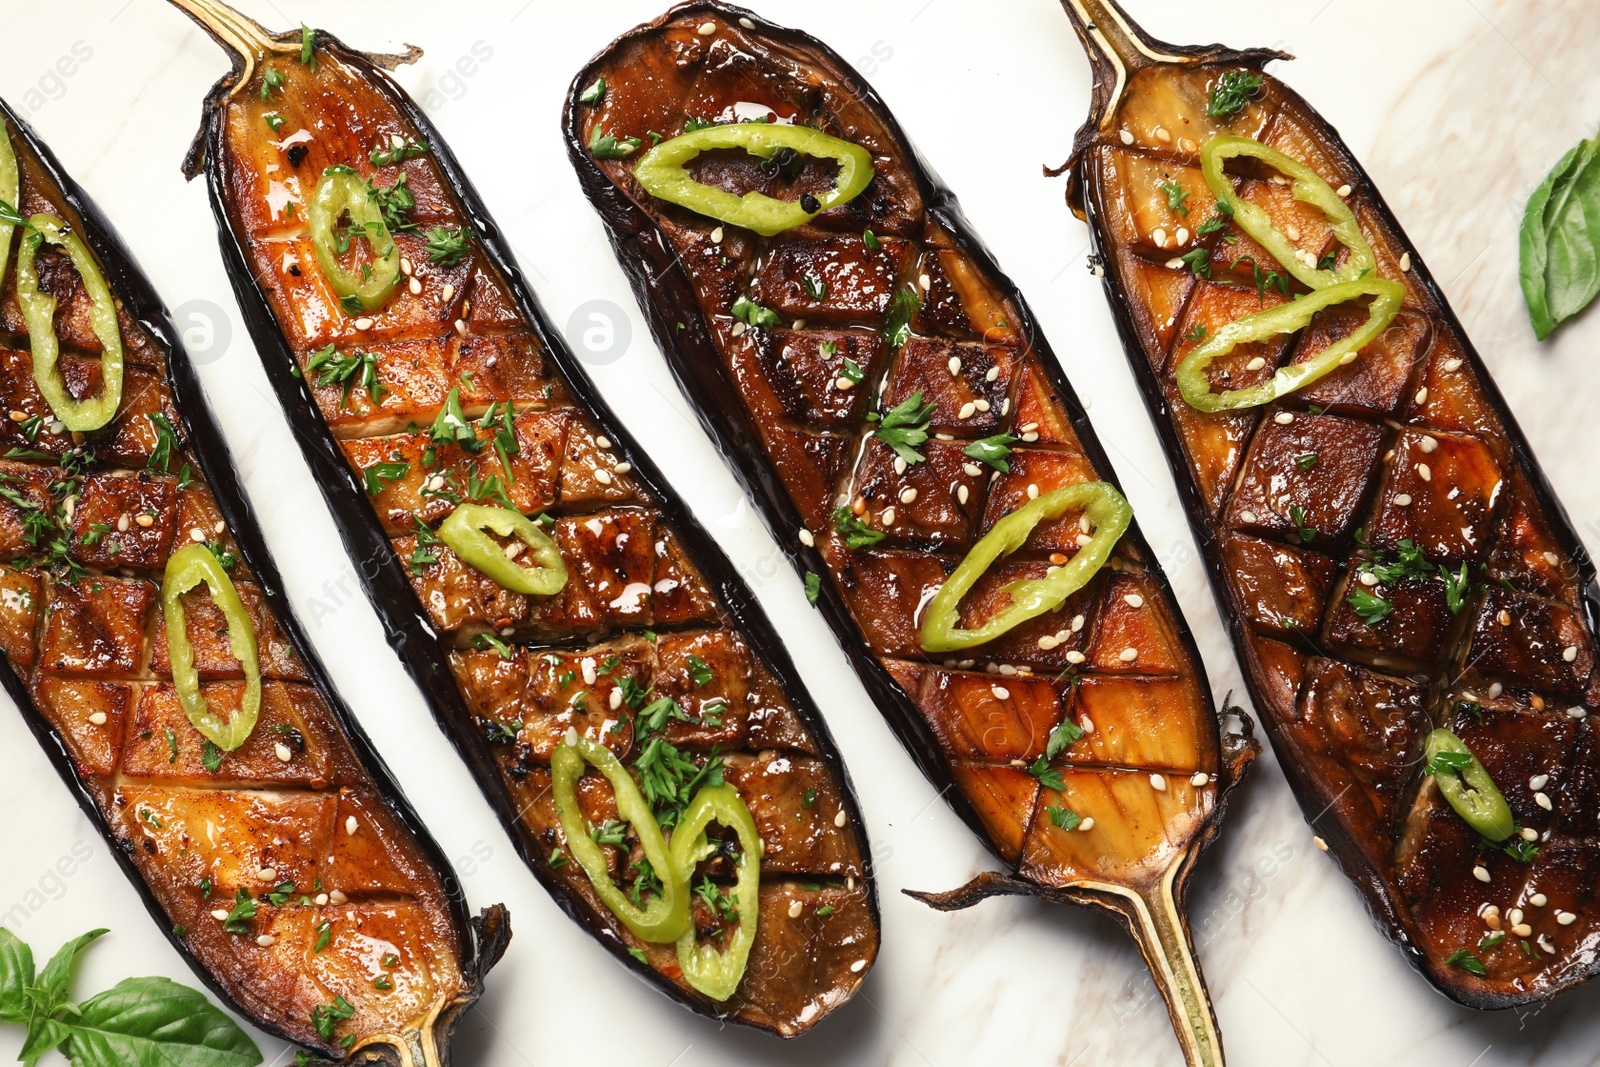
[1512,923,1534,938]
[1531,774,1551,791]
[1489,682,1503,698]
[1175,227,1190,245]
[88,711,108,726]
[834,809,848,828]
[594,469,613,485]
[1473,865,1491,883]
[1245,356,1266,371]
[709,227,724,244]
[739,17,755,28]
[881,507,896,526]
[1360,571,1379,587]
[1065,650,1086,664]
[1399,252,1412,272]
[1239,510,1259,524]
[899,488,917,505]
[987,366,1001,383]
[798,528,815,548]
[1154,126,1172,144]
[1150,773,1167,791]
[116,514,130,533]
[1165,258,1185,270]
[1119,129,1134,145]
[1124,593,1144,609]
[1071,614,1086,632]
[919,273,932,291]
[1531,893,1548,907]
[958,402,976,420]
[1544,551,1561,565]
[1443,358,1462,372]
[1536,792,1553,811]
[441,283,455,302]
[1151,227,1168,248]
[835,376,855,390]
[1418,435,1438,454]
[1570,707,1588,720]
[258,867,277,882]
[354,317,374,331]
[962,463,982,478]
[211,909,231,922]
[1336,184,1352,198]
[1120,646,1139,662]
[1538,933,1556,953]
[697,20,716,34]
[329,890,348,905]
[1414,387,1429,404]
[275,742,293,763]
[257,935,276,947]
[1038,635,1058,650]
[1558,911,1577,925]
[1314,836,1329,851]
[1026,484,1040,500]
[1393,494,1413,507]
[893,457,907,476]
[454,318,468,337]
[1285,224,1302,241]
[992,686,1010,700]
[408,277,422,296]
[1274,411,1294,425]
[609,688,622,711]
[1498,609,1512,626]
[1022,431,1039,443]
[564,726,580,746]
[1074,816,1094,832]
[850,958,867,973]
[1564,645,1579,663]
[213,521,226,535]
[346,815,360,835]
[1509,908,1524,925]
[974,399,991,413]
[1190,772,1210,787]
[788,899,803,919]
[956,485,969,505]
[947,356,962,376]
[1340,352,1357,365]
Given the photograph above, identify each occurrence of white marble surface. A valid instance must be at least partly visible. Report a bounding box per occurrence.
[1,1,1598,1064]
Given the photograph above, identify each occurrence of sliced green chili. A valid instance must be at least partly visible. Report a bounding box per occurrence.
[163,543,261,751]
[670,784,761,1001]
[307,168,399,313]
[1199,134,1376,290]
[633,124,874,236]
[920,482,1132,652]
[1175,276,1405,412]
[16,215,124,431]
[436,503,567,595]
[1425,728,1515,842]
[552,735,691,943]
[0,120,17,292]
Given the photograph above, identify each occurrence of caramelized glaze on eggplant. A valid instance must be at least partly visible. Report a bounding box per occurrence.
[567,5,1256,1063]
[0,100,504,1062]
[1061,0,1600,1008]
[172,0,875,1036]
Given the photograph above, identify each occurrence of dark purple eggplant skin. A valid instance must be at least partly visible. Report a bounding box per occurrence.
[0,96,509,1064]
[181,25,877,1036]
[1058,0,1600,1011]
[564,0,1254,893]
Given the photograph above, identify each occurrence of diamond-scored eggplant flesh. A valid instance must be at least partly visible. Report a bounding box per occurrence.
[175,0,876,1037]
[566,5,1259,1065]
[1061,0,1600,1009]
[0,97,504,1062]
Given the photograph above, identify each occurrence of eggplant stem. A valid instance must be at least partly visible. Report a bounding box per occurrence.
[1126,868,1223,1067]
[166,0,298,98]
[1058,0,1190,129]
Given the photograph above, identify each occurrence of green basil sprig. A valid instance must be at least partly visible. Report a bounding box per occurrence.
[1520,135,1600,339]
[0,926,261,1067]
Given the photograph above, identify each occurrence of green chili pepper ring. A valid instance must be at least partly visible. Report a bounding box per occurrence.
[307,168,400,313]
[436,503,568,595]
[163,543,262,751]
[919,482,1133,653]
[632,124,874,237]
[1199,134,1377,290]
[1175,276,1405,413]
[16,215,125,432]
[0,119,18,294]
[552,735,692,943]
[670,784,762,1001]
[1425,728,1516,842]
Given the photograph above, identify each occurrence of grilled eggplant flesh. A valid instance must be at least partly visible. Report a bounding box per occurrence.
[0,100,503,1062]
[1061,0,1600,1008]
[178,0,875,1036]
[567,4,1256,1064]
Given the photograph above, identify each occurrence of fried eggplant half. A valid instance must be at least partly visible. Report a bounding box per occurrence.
[566,4,1257,1063]
[0,98,505,1062]
[169,0,876,1036]
[1059,0,1600,1008]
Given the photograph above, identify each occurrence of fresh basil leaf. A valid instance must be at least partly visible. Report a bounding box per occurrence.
[1521,137,1600,339]
[0,928,35,1023]
[35,929,107,1013]
[19,1015,72,1065]
[63,977,262,1067]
